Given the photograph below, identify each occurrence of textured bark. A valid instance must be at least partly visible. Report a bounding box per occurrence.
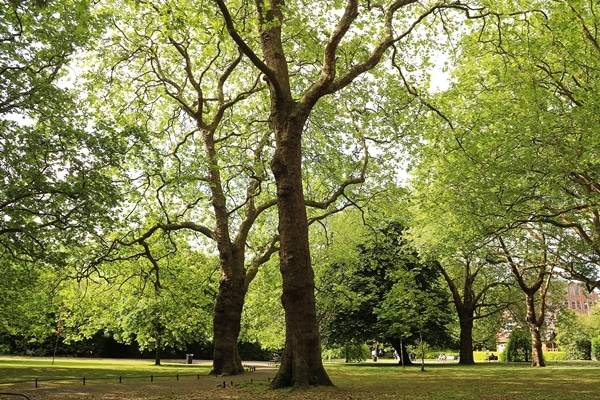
[526,293,546,367]
[211,271,246,375]
[268,118,333,389]
[457,316,475,364]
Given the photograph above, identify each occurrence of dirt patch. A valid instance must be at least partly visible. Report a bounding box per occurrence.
[2,368,278,400]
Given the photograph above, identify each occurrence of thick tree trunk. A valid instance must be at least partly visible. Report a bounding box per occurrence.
[525,294,546,367]
[457,313,475,365]
[269,120,333,389]
[211,271,246,375]
[389,338,414,366]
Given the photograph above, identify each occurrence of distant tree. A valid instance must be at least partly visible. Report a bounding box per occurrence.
[318,220,454,366]
[555,308,594,360]
[59,243,217,365]
[502,329,531,363]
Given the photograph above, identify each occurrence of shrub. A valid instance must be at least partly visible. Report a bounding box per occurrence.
[322,344,370,362]
[591,336,600,360]
[502,329,531,362]
[543,351,566,361]
[563,338,591,360]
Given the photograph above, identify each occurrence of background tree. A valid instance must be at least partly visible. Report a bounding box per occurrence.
[554,308,592,360]
[59,242,217,365]
[405,0,600,368]
[502,329,531,363]
[317,217,454,366]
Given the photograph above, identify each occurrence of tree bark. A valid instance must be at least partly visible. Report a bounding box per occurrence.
[457,314,475,364]
[154,336,161,366]
[268,117,333,389]
[525,293,546,367]
[389,338,414,366]
[211,271,246,375]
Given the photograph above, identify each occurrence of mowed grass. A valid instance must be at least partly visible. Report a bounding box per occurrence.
[0,357,211,384]
[0,357,599,399]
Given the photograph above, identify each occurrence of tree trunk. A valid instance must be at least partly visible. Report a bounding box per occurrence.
[457,312,475,365]
[389,337,414,366]
[211,271,246,375]
[268,119,333,389]
[525,293,546,367]
[154,335,161,366]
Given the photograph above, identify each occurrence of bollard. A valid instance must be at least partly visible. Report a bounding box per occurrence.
[83,377,86,386]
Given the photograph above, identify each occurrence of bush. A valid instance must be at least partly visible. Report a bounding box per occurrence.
[592,336,600,360]
[322,344,370,362]
[563,338,591,360]
[543,351,566,361]
[502,329,531,362]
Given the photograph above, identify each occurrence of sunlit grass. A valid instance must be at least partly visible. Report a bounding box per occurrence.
[1,357,599,399]
[0,357,210,383]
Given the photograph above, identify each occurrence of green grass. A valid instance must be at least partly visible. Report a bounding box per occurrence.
[0,357,211,384]
[1,357,599,399]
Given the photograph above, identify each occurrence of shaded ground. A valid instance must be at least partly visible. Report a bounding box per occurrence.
[1,363,279,400]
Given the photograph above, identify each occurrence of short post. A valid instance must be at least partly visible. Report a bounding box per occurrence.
[83,377,86,386]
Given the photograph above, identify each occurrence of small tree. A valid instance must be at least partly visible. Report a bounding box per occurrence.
[502,329,531,362]
[555,309,592,360]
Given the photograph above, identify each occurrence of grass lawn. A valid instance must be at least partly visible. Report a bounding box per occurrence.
[0,357,598,399]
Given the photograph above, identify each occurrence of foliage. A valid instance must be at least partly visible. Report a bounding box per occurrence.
[591,336,600,361]
[58,244,217,359]
[555,309,592,360]
[0,0,123,262]
[317,218,454,352]
[543,352,566,362]
[322,344,370,363]
[502,329,532,362]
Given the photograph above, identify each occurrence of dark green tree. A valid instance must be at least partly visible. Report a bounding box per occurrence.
[502,329,531,362]
[319,221,454,365]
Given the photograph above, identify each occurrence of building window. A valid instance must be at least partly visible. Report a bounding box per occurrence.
[572,301,576,309]
[577,301,582,309]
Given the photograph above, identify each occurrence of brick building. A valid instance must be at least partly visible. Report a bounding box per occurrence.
[563,282,599,316]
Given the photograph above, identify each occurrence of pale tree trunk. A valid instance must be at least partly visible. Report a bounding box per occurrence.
[525,293,546,367]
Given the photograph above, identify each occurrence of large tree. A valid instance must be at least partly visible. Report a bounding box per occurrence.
[317,218,454,366]
[406,0,600,367]
[84,0,372,377]
[213,0,497,388]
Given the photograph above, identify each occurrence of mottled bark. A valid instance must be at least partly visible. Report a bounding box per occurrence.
[526,293,546,367]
